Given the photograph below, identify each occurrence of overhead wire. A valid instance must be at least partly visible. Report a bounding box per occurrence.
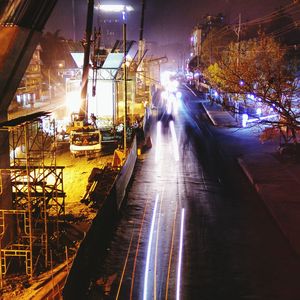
[201,2,300,44]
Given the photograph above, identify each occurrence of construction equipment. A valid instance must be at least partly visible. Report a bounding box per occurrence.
[68,113,101,157]
[68,0,102,157]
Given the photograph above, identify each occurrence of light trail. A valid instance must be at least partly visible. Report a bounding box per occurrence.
[170,120,180,162]
[176,208,185,300]
[143,194,159,300]
[154,189,164,300]
[155,121,162,163]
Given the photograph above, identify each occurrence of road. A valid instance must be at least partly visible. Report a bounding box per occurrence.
[72,86,300,300]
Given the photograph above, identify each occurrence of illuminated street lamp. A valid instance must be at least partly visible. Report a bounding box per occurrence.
[95,4,134,13]
[96,3,134,156]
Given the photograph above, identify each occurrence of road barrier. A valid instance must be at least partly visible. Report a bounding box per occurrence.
[63,135,138,299]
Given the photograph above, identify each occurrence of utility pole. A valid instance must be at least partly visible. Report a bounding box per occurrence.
[138,0,146,63]
[123,22,127,154]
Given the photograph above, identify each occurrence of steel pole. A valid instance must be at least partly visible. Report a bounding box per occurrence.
[123,23,127,155]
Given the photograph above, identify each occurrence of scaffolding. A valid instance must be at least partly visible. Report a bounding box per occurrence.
[0,112,65,286]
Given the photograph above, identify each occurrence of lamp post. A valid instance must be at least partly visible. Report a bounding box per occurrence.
[123,21,127,154]
[96,4,134,156]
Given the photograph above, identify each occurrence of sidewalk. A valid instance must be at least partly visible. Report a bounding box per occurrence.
[202,102,300,255]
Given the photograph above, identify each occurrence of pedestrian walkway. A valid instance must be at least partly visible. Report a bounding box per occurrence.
[203,102,238,127]
[203,101,300,255]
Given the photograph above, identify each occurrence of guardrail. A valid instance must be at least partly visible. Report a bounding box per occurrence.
[62,135,138,299]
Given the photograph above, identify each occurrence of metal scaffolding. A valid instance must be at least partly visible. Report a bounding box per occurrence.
[0,112,65,285]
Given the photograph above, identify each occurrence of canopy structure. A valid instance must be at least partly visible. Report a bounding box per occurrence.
[99,53,124,80]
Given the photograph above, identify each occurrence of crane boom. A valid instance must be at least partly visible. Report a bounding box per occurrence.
[79,0,94,121]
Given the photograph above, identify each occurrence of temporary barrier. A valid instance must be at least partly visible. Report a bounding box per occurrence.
[63,135,138,299]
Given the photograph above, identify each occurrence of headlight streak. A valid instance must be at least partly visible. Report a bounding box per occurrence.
[170,121,180,162]
[176,208,185,300]
[154,190,164,300]
[155,121,162,163]
[143,194,159,300]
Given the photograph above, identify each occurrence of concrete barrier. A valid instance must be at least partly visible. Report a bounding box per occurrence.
[63,135,138,299]
[115,136,137,210]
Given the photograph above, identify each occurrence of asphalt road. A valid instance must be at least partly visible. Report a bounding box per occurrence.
[80,86,300,300]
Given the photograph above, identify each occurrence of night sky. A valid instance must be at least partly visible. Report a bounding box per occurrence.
[45,0,294,49]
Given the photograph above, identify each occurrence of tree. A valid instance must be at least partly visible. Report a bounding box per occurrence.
[200,26,235,68]
[204,34,300,144]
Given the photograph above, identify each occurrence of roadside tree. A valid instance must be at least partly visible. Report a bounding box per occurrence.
[204,34,300,145]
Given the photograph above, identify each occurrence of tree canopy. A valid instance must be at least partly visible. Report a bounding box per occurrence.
[204,34,300,143]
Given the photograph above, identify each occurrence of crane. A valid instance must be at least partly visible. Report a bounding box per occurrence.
[68,0,102,157]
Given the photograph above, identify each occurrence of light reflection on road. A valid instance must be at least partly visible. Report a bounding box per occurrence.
[155,121,162,163]
[143,113,186,300]
[170,120,180,162]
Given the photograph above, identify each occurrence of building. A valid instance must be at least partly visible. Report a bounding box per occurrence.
[189,13,226,72]
[11,44,43,109]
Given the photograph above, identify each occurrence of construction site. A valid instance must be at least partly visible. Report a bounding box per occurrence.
[0,0,159,298]
[0,112,64,286]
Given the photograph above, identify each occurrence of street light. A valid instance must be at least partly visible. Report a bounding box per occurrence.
[96,3,134,156]
[95,4,134,13]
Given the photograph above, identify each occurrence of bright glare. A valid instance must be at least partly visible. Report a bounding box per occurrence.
[168,80,178,93]
[97,4,134,12]
[170,121,179,161]
[161,71,176,89]
[155,121,162,163]
[176,91,182,99]
[66,91,81,117]
[242,113,248,127]
[167,98,173,115]
[161,91,168,100]
[256,108,262,115]
[88,80,114,118]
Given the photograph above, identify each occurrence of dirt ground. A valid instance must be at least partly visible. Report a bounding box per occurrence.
[55,146,114,219]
